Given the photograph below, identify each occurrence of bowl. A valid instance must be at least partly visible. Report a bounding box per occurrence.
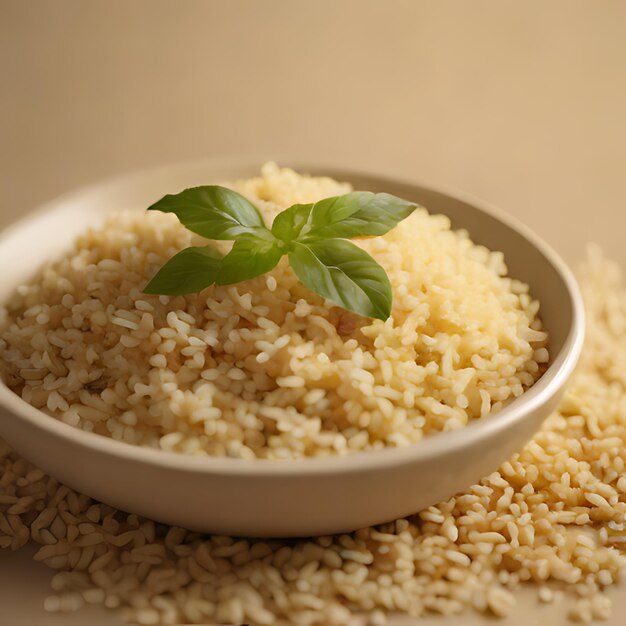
[0,159,585,537]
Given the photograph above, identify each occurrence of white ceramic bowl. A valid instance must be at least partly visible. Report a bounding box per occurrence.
[0,160,585,537]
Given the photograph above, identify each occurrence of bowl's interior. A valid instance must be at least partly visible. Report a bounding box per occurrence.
[332,171,573,356]
[0,160,574,362]
[0,160,583,470]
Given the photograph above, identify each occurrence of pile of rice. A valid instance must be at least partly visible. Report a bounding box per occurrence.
[0,164,548,459]
[0,248,624,624]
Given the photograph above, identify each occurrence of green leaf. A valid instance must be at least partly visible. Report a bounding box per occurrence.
[148,185,269,240]
[144,185,411,320]
[272,192,418,243]
[271,203,313,242]
[143,246,222,295]
[217,238,284,286]
[288,239,392,320]
[307,192,418,239]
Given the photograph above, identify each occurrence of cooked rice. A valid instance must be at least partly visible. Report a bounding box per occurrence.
[0,164,547,458]
[0,248,624,624]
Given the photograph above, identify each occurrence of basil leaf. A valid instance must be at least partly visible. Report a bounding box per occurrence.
[271,203,313,242]
[143,245,222,295]
[289,192,417,241]
[288,239,392,320]
[148,185,268,240]
[217,237,284,286]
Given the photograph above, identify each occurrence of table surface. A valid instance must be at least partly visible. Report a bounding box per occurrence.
[1,1,625,624]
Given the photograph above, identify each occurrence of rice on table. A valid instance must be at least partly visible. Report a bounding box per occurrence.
[0,248,624,624]
[0,164,548,458]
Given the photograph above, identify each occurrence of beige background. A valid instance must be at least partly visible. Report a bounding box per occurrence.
[2,0,626,265]
[1,1,625,624]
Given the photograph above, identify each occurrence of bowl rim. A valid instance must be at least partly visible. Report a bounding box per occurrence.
[0,157,586,477]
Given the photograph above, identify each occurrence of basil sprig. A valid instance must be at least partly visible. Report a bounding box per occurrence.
[144,186,419,320]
